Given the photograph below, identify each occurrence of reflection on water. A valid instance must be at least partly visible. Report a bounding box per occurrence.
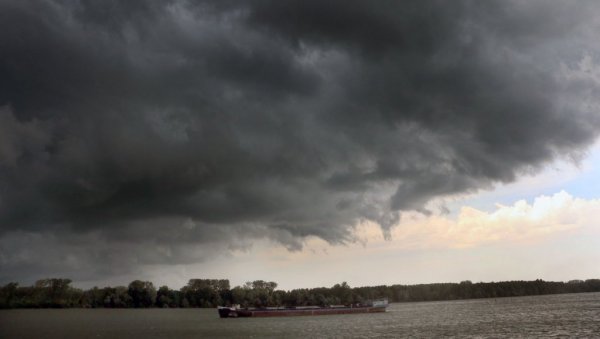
[1,292,600,338]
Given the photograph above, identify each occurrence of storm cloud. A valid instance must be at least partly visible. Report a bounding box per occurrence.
[1,0,600,283]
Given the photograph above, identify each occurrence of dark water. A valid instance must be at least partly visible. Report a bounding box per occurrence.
[2,292,600,338]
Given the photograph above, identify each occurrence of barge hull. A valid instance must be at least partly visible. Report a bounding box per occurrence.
[218,298,389,318]
[219,306,386,318]
[249,306,385,317]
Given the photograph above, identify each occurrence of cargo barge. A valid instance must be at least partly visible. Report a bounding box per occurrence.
[218,298,388,318]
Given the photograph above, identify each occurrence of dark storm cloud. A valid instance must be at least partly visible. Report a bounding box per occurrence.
[1,0,600,281]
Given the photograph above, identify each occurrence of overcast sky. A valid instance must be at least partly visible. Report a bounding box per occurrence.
[2,0,600,290]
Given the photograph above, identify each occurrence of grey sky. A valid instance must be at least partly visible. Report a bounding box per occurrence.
[1,0,600,285]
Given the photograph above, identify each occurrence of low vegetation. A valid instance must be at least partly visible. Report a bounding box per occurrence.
[1,278,599,309]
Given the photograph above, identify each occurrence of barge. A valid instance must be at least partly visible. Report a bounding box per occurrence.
[218,298,388,318]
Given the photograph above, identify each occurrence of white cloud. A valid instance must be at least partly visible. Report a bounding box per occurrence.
[356,190,600,250]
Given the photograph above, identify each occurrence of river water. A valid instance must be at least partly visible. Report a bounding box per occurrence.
[1,292,599,338]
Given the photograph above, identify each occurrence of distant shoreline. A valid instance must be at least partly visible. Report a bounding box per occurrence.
[1,278,599,309]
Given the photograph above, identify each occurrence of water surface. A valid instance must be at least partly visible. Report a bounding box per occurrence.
[2,292,599,338]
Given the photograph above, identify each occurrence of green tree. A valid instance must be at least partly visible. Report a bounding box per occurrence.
[157,285,176,308]
[33,278,80,308]
[332,282,353,305]
[0,282,19,308]
[128,280,156,308]
[184,279,230,307]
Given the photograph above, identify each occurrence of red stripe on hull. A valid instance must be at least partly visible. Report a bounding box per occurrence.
[243,307,386,317]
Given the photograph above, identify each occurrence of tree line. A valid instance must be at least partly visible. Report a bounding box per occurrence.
[1,278,599,309]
